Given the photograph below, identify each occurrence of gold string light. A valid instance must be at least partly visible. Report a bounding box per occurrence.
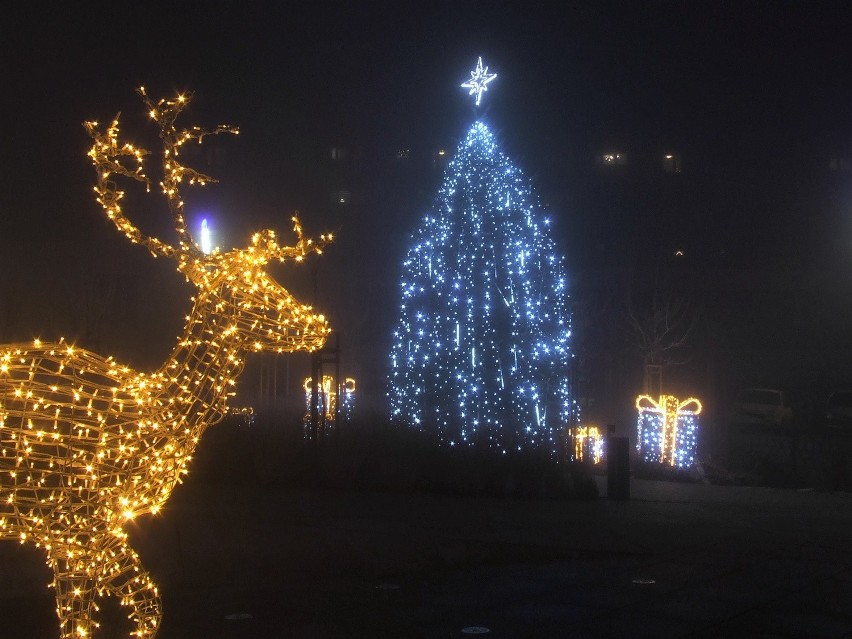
[567,425,604,464]
[303,375,356,427]
[636,395,701,468]
[0,88,332,638]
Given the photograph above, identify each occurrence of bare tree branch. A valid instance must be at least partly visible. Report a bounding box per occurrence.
[626,283,700,369]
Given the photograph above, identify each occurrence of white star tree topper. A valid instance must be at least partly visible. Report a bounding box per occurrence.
[461,56,497,106]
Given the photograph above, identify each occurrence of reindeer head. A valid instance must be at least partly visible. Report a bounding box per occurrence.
[84,88,331,355]
[179,222,332,353]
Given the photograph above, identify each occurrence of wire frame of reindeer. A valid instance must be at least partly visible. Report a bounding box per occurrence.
[0,88,333,639]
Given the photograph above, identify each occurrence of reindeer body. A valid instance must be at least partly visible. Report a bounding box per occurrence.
[0,89,332,638]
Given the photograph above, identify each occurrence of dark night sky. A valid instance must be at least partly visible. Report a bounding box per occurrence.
[2,1,852,415]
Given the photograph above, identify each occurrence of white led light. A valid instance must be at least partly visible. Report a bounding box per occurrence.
[461,56,497,106]
[200,218,212,254]
[636,395,701,468]
[389,121,574,456]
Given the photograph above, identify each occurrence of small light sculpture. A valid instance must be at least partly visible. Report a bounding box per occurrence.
[227,405,256,426]
[636,395,701,468]
[568,425,604,464]
[0,88,332,638]
[303,375,356,431]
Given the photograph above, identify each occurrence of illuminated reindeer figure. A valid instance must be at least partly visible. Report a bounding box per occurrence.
[0,88,332,638]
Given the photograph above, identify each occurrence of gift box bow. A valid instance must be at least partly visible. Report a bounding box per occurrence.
[636,395,702,415]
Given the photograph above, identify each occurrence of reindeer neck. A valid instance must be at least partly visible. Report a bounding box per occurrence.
[153,288,247,440]
[114,289,249,514]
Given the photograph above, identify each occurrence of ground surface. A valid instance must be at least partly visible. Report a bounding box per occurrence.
[1,470,850,638]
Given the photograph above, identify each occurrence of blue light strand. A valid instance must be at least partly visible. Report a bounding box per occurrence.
[636,398,700,469]
[389,122,574,456]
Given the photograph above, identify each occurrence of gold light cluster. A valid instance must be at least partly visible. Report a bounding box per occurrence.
[636,394,702,467]
[0,89,332,638]
[567,425,604,464]
[303,375,356,424]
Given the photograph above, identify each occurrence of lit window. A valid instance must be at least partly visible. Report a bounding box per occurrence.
[332,189,351,205]
[433,148,451,169]
[663,153,682,174]
[598,152,626,166]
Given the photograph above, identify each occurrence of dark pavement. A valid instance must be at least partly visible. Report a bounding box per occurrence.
[1,476,851,638]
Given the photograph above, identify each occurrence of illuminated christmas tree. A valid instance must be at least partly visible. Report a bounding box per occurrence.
[389,59,573,456]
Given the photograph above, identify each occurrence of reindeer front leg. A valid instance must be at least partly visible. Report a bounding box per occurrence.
[99,541,161,638]
[49,556,99,639]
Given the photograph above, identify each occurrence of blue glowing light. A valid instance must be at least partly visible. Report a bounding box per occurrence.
[461,56,497,107]
[200,218,212,255]
[389,121,574,456]
[636,395,701,469]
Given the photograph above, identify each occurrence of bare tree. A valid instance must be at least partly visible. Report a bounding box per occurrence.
[627,282,700,396]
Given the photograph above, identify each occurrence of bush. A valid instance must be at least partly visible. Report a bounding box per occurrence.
[192,415,598,500]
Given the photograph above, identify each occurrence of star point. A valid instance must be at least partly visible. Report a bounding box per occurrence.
[461,56,497,107]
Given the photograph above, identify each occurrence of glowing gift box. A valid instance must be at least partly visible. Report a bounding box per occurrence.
[304,375,356,427]
[636,395,701,468]
[568,425,605,464]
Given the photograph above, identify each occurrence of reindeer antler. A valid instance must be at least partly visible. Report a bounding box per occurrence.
[85,87,238,259]
[252,214,335,263]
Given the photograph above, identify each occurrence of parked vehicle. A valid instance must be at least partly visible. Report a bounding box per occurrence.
[730,388,793,427]
[825,390,852,429]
